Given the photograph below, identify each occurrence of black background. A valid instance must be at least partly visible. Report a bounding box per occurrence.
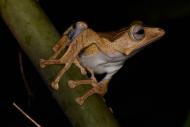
[0,0,189,127]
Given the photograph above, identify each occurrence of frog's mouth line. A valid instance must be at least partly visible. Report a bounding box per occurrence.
[138,32,165,49]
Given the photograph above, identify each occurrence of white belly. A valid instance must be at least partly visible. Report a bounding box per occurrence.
[79,52,127,74]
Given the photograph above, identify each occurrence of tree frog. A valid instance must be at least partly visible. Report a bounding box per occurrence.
[40,21,165,105]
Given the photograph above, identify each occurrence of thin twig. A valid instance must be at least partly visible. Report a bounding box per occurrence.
[12,102,42,127]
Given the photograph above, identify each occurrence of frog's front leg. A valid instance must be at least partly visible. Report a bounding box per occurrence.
[52,26,73,52]
[68,69,113,105]
[51,36,70,59]
[73,57,87,75]
[69,78,110,105]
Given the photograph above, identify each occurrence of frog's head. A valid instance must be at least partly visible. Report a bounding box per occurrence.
[114,21,165,55]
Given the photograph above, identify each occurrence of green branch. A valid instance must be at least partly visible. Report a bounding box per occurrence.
[0,0,119,126]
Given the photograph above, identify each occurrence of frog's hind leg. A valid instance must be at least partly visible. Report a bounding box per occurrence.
[50,57,87,90]
[40,39,89,90]
[51,62,72,90]
[39,35,70,69]
[40,21,89,68]
[52,36,70,53]
[40,28,101,91]
[51,36,70,59]
[53,21,88,52]
[39,37,77,68]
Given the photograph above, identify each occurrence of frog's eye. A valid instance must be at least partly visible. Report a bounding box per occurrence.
[129,24,145,41]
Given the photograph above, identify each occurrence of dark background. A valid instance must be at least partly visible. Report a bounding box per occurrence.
[0,0,190,127]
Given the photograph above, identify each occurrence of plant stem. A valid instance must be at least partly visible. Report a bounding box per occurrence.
[0,0,119,126]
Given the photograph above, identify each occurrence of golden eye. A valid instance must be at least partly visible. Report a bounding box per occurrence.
[130,24,145,41]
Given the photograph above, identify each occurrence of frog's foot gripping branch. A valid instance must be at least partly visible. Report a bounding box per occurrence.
[68,68,109,105]
[75,83,107,105]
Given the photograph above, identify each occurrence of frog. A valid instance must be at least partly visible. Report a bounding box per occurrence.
[40,21,165,105]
